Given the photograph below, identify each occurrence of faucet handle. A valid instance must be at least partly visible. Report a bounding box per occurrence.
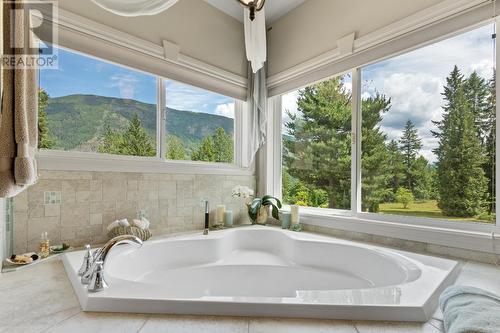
[77,244,93,276]
[88,261,108,292]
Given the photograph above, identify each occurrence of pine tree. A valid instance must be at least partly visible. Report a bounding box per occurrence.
[361,94,392,212]
[122,114,156,156]
[386,139,405,196]
[212,127,233,163]
[284,77,353,209]
[38,89,56,149]
[192,136,216,162]
[399,119,422,193]
[484,73,496,214]
[98,125,124,154]
[433,66,488,217]
[166,135,186,160]
[98,114,155,157]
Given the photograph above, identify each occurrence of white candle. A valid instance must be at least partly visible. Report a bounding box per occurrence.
[291,205,300,225]
[216,205,226,223]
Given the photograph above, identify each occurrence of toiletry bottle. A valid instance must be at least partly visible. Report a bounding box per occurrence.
[39,232,50,259]
[203,200,209,235]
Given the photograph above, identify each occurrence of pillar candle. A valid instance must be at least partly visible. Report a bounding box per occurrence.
[281,212,291,229]
[224,210,233,227]
[291,205,300,225]
[216,205,226,223]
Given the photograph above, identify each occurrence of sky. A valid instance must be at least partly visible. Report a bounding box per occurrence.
[40,47,235,119]
[282,23,496,163]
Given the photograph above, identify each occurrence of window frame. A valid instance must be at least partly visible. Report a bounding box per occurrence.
[37,44,250,175]
[273,18,500,241]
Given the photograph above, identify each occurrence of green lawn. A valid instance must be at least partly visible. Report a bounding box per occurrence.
[378,200,495,223]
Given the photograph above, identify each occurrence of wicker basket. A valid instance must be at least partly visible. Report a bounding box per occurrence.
[107,226,152,241]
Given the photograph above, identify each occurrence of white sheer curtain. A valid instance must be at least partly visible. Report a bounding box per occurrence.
[244,7,267,73]
[90,0,179,16]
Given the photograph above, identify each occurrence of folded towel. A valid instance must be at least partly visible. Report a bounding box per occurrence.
[118,218,130,227]
[439,286,500,333]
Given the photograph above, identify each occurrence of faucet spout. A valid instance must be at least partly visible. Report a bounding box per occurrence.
[81,235,142,285]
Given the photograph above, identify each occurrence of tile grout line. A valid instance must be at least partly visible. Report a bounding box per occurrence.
[352,321,361,333]
[247,319,250,333]
[136,315,151,333]
[38,308,82,333]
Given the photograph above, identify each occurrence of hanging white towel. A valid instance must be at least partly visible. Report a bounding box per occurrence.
[244,7,267,73]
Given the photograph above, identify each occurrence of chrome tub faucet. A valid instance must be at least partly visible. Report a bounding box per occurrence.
[79,235,143,292]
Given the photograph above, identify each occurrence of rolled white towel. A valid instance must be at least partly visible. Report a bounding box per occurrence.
[132,218,150,230]
[118,218,130,227]
[106,220,121,232]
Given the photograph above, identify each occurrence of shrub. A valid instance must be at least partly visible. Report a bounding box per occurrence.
[395,187,414,209]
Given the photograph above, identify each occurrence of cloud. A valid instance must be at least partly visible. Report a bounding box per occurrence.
[281,23,494,164]
[214,103,235,118]
[108,73,140,100]
[165,80,234,116]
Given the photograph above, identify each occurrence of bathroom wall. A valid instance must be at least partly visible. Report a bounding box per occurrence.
[12,171,254,254]
[267,0,446,77]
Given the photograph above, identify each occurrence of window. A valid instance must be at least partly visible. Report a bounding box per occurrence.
[39,46,157,157]
[361,24,496,223]
[282,74,352,210]
[164,80,235,163]
[38,46,240,165]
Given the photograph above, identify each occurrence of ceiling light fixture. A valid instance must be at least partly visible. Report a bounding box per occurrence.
[236,0,265,21]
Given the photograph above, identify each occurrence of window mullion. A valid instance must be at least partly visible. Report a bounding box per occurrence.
[157,78,166,160]
[351,68,362,215]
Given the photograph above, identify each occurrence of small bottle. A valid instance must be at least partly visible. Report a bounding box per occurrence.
[39,232,50,259]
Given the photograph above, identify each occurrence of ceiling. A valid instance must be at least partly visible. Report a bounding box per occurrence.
[204,0,306,25]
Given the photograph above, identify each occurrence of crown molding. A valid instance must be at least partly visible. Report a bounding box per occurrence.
[267,0,491,93]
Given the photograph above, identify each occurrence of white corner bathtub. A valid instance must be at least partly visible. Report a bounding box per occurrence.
[62,226,460,321]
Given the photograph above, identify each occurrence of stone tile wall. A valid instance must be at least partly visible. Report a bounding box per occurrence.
[12,170,255,254]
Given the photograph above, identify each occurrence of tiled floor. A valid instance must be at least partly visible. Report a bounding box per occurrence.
[0,257,499,333]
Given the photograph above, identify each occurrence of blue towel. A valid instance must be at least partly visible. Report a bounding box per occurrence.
[439,286,500,333]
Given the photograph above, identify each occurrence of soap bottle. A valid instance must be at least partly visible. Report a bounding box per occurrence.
[39,232,50,259]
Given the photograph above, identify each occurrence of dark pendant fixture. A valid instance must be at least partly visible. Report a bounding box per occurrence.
[236,0,265,21]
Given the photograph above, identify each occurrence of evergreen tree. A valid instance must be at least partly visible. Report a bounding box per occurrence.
[386,139,405,197]
[121,114,156,156]
[212,127,233,163]
[465,71,490,140]
[283,77,392,211]
[399,119,422,192]
[192,136,216,162]
[166,135,186,160]
[433,66,488,217]
[484,73,496,214]
[98,114,155,157]
[284,77,352,209]
[98,125,124,154]
[361,94,392,212]
[38,89,56,149]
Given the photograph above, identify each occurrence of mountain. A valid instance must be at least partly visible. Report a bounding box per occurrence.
[45,94,234,151]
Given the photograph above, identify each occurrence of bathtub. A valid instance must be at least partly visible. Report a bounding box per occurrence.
[62,226,459,321]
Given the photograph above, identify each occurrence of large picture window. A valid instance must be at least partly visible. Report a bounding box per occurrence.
[279,23,497,226]
[282,74,352,210]
[164,80,235,163]
[361,23,496,223]
[39,47,157,156]
[38,46,238,165]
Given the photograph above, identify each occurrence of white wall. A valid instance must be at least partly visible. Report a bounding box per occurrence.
[267,0,447,77]
[57,0,246,77]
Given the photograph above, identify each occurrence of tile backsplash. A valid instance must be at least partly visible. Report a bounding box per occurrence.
[12,170,255,254]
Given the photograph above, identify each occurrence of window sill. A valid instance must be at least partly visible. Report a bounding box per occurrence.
[37,150,254,176]
[282,206,500,254]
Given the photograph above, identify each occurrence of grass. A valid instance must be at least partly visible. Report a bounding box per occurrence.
[378,200,495,223]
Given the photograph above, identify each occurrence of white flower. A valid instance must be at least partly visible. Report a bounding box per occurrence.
[232,185,254,199]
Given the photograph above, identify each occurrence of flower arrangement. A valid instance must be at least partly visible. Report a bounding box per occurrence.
[232,186,282,225]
